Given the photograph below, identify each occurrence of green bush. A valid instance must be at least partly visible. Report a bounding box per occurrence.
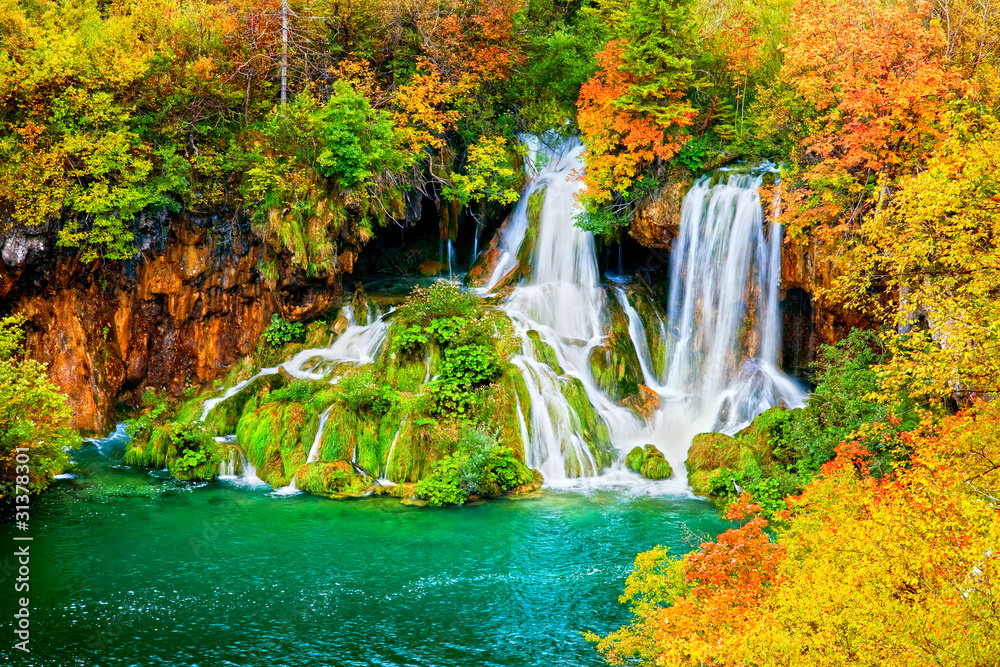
[263,314,306,348]
[338,370,399,416]
[395,282,480,327]
[415,426,531,505]
[415,455,468,505]
[168,423,213,473]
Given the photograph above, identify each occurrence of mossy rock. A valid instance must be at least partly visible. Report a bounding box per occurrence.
[590,291,643,402]
[295,461,365,496]
[625,444,672,480]
[688,469,714,497]
[516,186,546,280]
[125,422,222,481]
[625,446,645,472]
[562,377,614,473]
[419,260,443,276]
[687,432,741,473]
[641,455,673,481]
[527,330,564,375]
[734,406,796,464]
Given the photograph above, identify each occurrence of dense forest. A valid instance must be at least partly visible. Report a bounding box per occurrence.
[2,0,1000,663]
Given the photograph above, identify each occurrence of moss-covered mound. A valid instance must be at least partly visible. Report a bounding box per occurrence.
[590,290,643,403]
[625,444,673,480]
[125,421,224,481]
[686,406,804,509]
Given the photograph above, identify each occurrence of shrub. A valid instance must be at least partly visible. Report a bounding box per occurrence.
[338,370,399,416]
[263,314,306,348]
[415,426,531,505]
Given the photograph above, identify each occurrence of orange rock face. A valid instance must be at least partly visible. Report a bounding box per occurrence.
[629,175,691,249]
[1,215,356,433]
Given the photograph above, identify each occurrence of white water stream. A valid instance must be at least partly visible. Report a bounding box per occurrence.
[199,305,389,422]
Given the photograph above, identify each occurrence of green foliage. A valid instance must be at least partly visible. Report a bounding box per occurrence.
[262,379,315,406]
[787,329,916,471]
[674,134,710,172]
[392,324,429,356]
[429,345,503,415]
[395,282,481,328]
[263,314,306,348]
[338,370,399,416]
[415,455,468,505]
[0,313,80,499]
[415,425,531,505]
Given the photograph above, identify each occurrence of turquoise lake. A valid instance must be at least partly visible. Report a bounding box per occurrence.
[2,432,731,667]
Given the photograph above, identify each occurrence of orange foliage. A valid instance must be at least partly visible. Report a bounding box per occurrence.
[577,41,694,203]
[598,401,1000,666]
[781,0,965,233]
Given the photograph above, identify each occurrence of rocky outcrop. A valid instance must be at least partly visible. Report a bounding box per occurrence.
[1,212,360,433]
[779,235,876,375]
[630,171,692,248]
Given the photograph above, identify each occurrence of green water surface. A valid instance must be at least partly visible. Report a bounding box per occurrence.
[2,431,730,667]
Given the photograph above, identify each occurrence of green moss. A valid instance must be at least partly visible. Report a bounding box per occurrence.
[562,378,614,472]
[296,461,365,496]
[624,444,672,479]
[516,186,546,279]
[124,421,222,481]
[625,446,645,472]
[641,453,672,480]
[687,432,741,473]
[235,401,320,487]
[527,330,564,375]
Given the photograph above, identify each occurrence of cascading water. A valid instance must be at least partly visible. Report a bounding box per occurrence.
[664,169,804,433]
[199,304,390,422]
[306,407,332,464]
[496,137,803,489]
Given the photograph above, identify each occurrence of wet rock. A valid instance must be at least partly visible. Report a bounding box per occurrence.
[630,171,691,249]
[418,260,442,276]
[623,384,660,419]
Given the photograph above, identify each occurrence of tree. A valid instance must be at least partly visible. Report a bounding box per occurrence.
[0,315,80,500]
[576,0,697,218]
[835,109,1000,401]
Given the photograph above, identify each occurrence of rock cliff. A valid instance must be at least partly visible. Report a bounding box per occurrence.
[1,211,358,433]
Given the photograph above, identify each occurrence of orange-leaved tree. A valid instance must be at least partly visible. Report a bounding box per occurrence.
[776,0,964,237]
[595,401,1000,666]
[575,0,697,229]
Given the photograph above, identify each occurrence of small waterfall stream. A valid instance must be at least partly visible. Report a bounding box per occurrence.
[199,305,390,422]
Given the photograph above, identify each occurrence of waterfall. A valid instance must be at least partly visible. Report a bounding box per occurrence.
[379,415,407,484]
[501,137,648,485]
[216,437,266,486]
[306,407,332,463]
[664,169,804,433]
[497,137,802,488]
[199,305,390,421]
[483,136,586,290]
[617,287,661,389]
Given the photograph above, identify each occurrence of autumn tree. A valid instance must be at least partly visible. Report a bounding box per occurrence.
[773,0,963,236]
[575,0,698,232]
[835,109,1000,401]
